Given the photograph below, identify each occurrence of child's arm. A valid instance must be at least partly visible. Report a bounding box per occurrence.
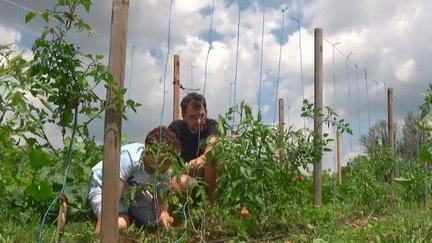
[153,192,174,228]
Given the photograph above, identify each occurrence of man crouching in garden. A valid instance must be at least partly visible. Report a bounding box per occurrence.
[88,126,194,233]
[168,92,219,204]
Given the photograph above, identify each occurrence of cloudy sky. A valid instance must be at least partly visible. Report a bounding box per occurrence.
[1,0,430,170]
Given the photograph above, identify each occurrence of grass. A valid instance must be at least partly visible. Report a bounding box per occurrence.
[304,205,432,243]
[1,203,431,243]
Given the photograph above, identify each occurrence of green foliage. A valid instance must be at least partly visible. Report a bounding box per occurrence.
[396,158,429,205]
[341,149,396,216]
[360,120,394,155]
[210,101,351,233]
[300,99,352,164]
[122,141,193,214]
[0,0,140,229]
[215,103,295,217]
[396,85,432,206]
[2,0,432,238]
[397,111,422,163]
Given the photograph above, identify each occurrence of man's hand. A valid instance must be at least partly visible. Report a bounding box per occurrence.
[208,136,217,144]
[188,136,217,174]
[188,156,206,171]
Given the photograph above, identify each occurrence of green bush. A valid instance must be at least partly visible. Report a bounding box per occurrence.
[210,101,351,234]
[0,0,139,230]
[341,150,393,216]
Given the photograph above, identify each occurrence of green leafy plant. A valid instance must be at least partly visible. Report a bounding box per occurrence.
[340,151,394,216]
[0,0,141,228]
[209,100,352,236]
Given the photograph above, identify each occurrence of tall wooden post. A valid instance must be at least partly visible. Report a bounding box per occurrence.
[279,98,285,164]
[278,98,284,133]
[173,55,180,121]
[337,131,342,184]
[101,0,130,242]
[313,28,323,207]
[388,88,395,207]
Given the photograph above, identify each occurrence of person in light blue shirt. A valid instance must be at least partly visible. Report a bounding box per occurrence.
[89,127,181,233]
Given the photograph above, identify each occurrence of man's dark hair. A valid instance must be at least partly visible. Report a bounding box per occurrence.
[145,126,180,153]
[180,92,207,114]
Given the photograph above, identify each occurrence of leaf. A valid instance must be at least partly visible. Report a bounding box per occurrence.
[218,117,226,136]
[40,99,54,113]
[52,172,65,185]
[244,104,253,120]
[41,27,53,40]
[420,146,432,162]
[257,109,262,122]
[126,100,141,113]
[255,195,263,205]
[96,54,104,60]
[53,14,62,23]
[24,185,39,197]
[10,92,24,107]
[25,12,37,23]
[29,148,52,168]
[38,182,54,200]
[312,238,327,243]
[41,12,49,22]
[240,166,246,177]
[77,21,91,31]
[38,167,50,180]
[83,1,91,12]
[394,177,414,186]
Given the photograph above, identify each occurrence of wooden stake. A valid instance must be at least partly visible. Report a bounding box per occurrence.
[337,131,342,184]
[173,55,180,121]
[55,194,68,243]
[101,0,130,242]
[279,98,284,164]
[278,98,284,134]
[313,28,323,207]
[388,88,394,207]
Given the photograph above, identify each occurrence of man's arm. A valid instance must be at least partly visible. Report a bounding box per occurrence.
[188,136,217,172]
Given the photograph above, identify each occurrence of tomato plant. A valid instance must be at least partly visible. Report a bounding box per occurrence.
[210,101,352,233]
[0,0,140,224]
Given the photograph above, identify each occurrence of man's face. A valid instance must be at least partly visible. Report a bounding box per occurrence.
[182,103,207,134]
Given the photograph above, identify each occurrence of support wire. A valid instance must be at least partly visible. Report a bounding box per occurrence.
[258,1,265,112]
[273,8,287,124]
[203,0,215,97]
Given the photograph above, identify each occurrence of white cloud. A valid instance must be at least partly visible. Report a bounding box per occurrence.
[0,25,18,44]
[175,0,209,12]
[0,25,21,53]
[395,59,415,82]
[3,0,432,162]
[259,105,269,116]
